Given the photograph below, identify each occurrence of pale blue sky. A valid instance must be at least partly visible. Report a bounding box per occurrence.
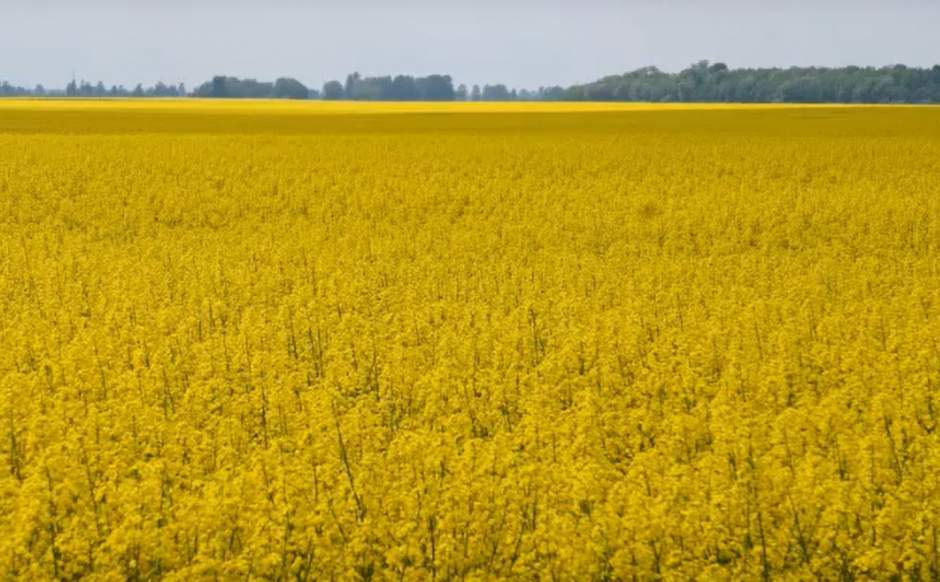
[1,1,938,90]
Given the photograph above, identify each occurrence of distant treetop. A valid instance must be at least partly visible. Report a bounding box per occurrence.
[191,76,311,99]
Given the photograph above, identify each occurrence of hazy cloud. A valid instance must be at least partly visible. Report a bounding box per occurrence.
[1,1,937,89]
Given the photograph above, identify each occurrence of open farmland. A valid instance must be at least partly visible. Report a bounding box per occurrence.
[2,101,940,581]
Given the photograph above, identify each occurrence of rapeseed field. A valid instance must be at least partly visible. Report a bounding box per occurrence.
[1,100,940,581]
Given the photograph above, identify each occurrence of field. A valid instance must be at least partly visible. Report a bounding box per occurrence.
[2,100,940,581]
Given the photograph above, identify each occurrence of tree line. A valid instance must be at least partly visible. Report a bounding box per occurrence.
[322,76,550,102]
[560,61,940,103]
[0,80,187,98]
[320,73,455,101]
[191,76,314,99]
[4,62,940,102]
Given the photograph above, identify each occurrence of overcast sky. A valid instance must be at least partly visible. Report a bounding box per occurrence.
[1,1,938,90]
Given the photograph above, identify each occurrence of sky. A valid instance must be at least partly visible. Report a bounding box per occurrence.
[1,1,938,91]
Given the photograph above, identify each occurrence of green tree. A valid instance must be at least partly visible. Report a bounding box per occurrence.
[211,76,227,98]
[345,72,360,100]
[391,75,419,101]
[417,74,455,101]
[481,84,511,101]
[273,77,309,99]
[322,80,344,100]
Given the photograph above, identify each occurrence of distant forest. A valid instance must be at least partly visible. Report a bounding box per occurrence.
[4,62,940,103]
[0,79,189,98]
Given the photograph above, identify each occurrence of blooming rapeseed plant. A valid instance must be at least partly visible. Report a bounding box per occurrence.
[0,100,939,580]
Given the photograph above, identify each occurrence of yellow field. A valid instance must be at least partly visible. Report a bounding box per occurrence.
[2,101,940,581]
[0,99,864,113]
